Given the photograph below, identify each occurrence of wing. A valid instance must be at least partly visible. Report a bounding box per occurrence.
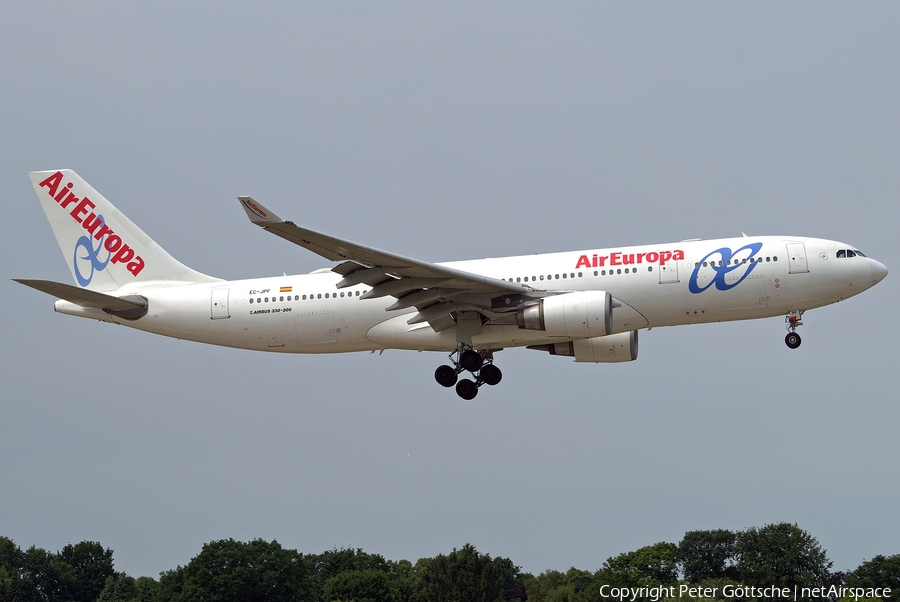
[239,197,538,331]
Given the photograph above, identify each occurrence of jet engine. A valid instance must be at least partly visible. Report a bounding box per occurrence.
[528,330,639,363]
[516,291,612,338]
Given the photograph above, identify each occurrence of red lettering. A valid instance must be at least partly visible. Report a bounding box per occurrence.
[126,257,145,276]
[610,252,622,266]
[660,251,672,265]
[38,171,63,197]
[70,197,96,223]
[59,191,81,209]
[104,234,122,253]
[673,250,685,261]
[55,182,73,202]
[112,244,134,264]
[575,255,591,269]
[597,255,607,266]
[82,213,103,234]
[646,252,659,263]
[623,254,635,265]
[94,223,113,241]
[637,253,646,263]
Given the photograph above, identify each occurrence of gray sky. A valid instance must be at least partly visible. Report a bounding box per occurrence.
[2,2,897,579]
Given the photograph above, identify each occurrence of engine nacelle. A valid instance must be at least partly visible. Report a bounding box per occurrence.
[529,330,639,363]
[516,291,612,338]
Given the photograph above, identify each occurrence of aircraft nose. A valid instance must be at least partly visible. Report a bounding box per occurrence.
[871,259,888,285]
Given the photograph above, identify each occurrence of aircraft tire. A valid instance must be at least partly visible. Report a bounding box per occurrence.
[435,365,458,387]
[460,349,483,372]
[480,364,502,386]
[785,332,802,349]
[456,378,478,400]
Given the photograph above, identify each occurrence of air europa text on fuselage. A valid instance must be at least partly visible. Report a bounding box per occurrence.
[38,172,145,277]
[575,249,685,269]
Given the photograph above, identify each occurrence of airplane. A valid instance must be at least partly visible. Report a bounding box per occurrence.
[16,169,888,399]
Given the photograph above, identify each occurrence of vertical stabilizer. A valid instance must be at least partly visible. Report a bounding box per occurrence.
[28,170,220,291]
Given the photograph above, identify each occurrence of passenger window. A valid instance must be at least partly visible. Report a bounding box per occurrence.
[317,294,322,299]
[562,273,567,279]
[249,298,254,304]
[617,269,622,274]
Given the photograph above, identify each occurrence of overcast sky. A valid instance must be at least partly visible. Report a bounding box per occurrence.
[2,2,897,580]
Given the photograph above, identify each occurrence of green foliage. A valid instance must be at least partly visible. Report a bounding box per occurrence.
[416,543,507,602]
[847,555,900,602]
[734,523,832,601]
[0,566,16,602]
[526,568,595,602]
[323,568,392,602]
[595,542,680,587]
[59,540,115,602]
[308,548,390,601]
[155,565,185,602]
[679,530,738,583]
[178,538,311,602]
[0,527,889,602]
[0,538,22,574]
[384,559,420,602]
[99,572,139,601]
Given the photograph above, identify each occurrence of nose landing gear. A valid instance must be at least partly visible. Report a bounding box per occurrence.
[434,344,503,399]
[784,310,803,349]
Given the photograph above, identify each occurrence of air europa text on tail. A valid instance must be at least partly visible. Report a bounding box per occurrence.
[38,171,146,276]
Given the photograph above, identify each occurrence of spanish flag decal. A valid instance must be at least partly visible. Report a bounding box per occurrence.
[280,286,292,293]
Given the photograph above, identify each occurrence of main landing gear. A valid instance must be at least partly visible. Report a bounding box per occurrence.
[434,345,503,400]
[784,310,804,349]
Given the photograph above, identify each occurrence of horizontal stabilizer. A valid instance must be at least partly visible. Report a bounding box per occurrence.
[14,279,147,318]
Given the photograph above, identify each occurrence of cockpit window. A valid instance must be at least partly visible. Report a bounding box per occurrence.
[838,249,867,258]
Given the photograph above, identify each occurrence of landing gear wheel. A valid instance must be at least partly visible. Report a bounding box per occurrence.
[480,364,502,386]
[456,378,478,400]
[785,332,802,349]
[435,365,458,387]
[459,349,483,373]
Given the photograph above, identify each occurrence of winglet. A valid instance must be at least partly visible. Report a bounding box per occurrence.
[238,196,282,224]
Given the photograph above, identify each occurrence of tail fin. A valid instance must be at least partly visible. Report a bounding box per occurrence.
[28,170,220,291]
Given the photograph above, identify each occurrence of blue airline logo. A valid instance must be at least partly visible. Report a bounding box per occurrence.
[73,215,110,287]
[688,242,763,294]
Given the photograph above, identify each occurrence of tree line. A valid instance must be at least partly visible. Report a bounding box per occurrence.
[1,522,897,602]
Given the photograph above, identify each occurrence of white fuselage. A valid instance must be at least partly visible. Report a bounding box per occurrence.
[54,235,884,355]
